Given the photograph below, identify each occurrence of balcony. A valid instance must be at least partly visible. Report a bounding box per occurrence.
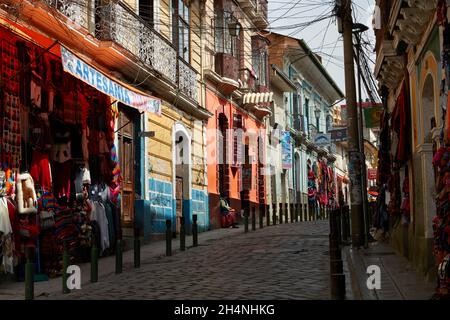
[96,1,177,85]
[374,0,437,90]
[241,92,273,118]
[215,53,239,81]
[239,68,256,92]
[205,52,240,95]
[5,0,207,120]
[254,0,269,29]
[178,59,198,102]
[236,0,268,29]
[44,0,91,31]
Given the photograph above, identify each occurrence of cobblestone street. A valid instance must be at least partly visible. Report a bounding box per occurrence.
[45,221,335,300]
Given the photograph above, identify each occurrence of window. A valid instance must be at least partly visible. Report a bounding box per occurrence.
[326,115,332,132]
[215,12,241,59]
[139,0,154,27]
[293,92,301,131]
[172,0,190,62]
[304,98,309,133]
[232,114,243,166]
[252,49,268,87]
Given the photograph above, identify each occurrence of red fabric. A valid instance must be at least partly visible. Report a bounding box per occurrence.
[52,161,71,198]
[391,86,410,162]
[221,212,236,228]
[30,150,52,190]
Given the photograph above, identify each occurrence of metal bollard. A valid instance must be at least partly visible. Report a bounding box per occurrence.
[290,204,294,223]
[251,207,256,231]
[329,208,345,299]
[330,258,344,274]
[166,219,172,256]
[272,204,277,225]
[266,205,270,227]
[192,214,198,247]
[24,247,34,300]
[244,210,249,233]
[279,203,283,224]
[288,204,292,223]
[259,204,264,229]
[116,239,123,274]
[134,227,141,268]
[331,273,346,300]
[91,239,98,283]
[180,216,186,251]
[62,241,70,294]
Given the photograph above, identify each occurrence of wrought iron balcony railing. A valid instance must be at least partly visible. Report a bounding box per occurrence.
[178,58,198,102]
[96,1,177,85]
[43,0,200,104]
[44,0,90,30]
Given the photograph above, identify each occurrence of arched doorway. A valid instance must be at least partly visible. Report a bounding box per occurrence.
[173,122,192,235]
[422,75,436,144]
[416,74,436,240]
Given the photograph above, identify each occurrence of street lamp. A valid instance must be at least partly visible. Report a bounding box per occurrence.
[352,22,369,247]
[314,107,321,133]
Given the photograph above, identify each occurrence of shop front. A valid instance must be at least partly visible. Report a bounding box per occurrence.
[0,24,158,279]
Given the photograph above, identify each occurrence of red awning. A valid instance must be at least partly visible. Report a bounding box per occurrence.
[0,17,61,56]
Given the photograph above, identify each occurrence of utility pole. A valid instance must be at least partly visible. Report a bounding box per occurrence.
[337,0,364,248]
[353,25,369,248]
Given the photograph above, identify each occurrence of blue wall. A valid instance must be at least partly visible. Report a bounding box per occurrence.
[192,189,209,233]
[147,178,210,235]
[149,179,174,235]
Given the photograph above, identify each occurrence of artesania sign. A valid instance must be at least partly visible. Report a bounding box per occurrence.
[60,46,161,115]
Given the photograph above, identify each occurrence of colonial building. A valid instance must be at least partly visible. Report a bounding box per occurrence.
[1,0,212,242]
[265,32,344,223]
[203,0,271,228]
[374,0,449,295]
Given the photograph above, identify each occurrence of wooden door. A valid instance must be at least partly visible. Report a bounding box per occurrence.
[175,176,183,234]
[118,108,135,226]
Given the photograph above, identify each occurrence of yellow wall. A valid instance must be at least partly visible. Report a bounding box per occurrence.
[146,104,207,191]
[159,0,172,41]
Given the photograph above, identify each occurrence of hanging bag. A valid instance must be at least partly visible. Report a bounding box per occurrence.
[39,210,55,230]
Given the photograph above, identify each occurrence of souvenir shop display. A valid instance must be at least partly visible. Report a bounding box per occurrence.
[317,161,327,208]
[0,26,122,279]
[307,160,317,210]
[431,146,450,298]
[431,0,450,298]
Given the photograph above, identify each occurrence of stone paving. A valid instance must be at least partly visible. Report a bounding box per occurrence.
[344,242,436,300]
[1,219,436,300]
[43,221,336,300]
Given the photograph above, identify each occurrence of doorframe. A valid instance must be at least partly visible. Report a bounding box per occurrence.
[116,103,143,228]
[172,122,192,230]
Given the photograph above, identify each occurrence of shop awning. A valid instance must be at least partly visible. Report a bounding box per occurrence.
[242,92,274,105]
[60,46,162,115]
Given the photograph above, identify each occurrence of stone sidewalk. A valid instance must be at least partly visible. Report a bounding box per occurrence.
[344,242,436,300]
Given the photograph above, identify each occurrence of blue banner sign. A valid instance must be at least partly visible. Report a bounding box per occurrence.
[61,46,161,115]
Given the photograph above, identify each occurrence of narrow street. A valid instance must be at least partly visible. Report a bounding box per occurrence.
[45,221,336,300]
[0,219,436,300]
